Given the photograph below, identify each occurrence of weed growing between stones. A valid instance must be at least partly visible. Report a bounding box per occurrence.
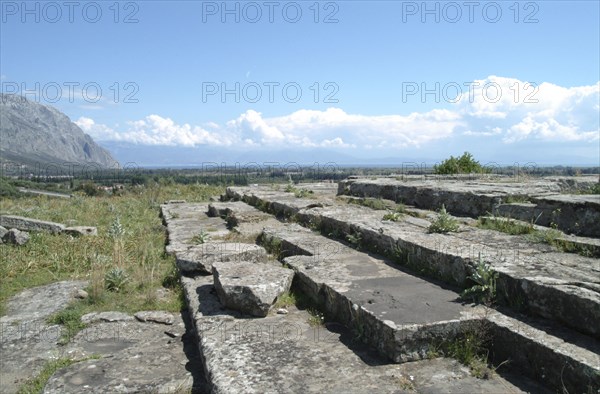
[579,182,600,194]
[294,188,314,198]
[284,178,314,198]
[17,355,100,394]
[260,235,283,260]
[345,230,363,250]
[273,292,297,309]
[397,375,416,391]
[191,229,211,244]
[479,216,596,257]
[503,195,530,204]
[307,309,326,327]
[47,304,88,345]
[427,319,502,380]
[427,205,460,233]
[460,254,498,305]
[343,197,394,211]
[382,211,403,222]
[477,216,535,235]
[277,289,326,326]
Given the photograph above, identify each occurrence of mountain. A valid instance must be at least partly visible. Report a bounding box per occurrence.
[0,94,118,173]
[99,141,371,167]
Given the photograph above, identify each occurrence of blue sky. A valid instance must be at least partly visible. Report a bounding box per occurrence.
[2,0,599,166]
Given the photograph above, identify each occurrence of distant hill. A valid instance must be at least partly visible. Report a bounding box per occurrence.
[0,94,118,174]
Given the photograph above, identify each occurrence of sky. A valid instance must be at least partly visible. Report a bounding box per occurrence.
[1,0,599,166]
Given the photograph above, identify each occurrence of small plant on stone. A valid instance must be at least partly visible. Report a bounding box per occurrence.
[274,292,297,309]
[346,230,362,249]
[294,188,313,198]
[47,304,87,345]
[382,211,403,222]
[477,216,535,235]
[460,254,498,304]
[105,267,130,292]
[327,227,342,238]
[191,229,211,244]
[428,205,459,233]
[284,176,296,193]
[398,375,416,391]
[527,228,562,245]
[307,309,325,327]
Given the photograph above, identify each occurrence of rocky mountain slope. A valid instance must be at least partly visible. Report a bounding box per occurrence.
[0,94,117,171]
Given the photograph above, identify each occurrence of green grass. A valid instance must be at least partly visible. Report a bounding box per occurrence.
[47,303,88,345]
[382,211,403,222]
[574,182,600,195]
[427,322,499,380]
[274,292,297,309]
[477,216,535,235]
[0,183,224,317]
[344,197,387,210]
[284,181,314,198]
[503,195,531,204]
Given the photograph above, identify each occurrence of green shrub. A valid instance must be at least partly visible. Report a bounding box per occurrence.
[434,152,485,175]
[428,205,459,233]
[461,254,498,304]
[105,268,129,292]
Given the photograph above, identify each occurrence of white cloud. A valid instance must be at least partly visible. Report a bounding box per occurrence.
[76,77,599,150]
[75,117,120,140]
[455,76,599,143]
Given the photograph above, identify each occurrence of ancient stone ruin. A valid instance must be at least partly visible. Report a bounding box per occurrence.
[157,175,599,393]
[1,175,598,393]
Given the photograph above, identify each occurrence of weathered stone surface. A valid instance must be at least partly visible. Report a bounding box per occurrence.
[262,225,482,363]
[0,215,65,233]
[0,281,88,393]
[337,177,600,237]
[2,228,29,245]
[81,311,134,324]
[42,313,207,394]
[228,185,600,339]
[134,311,175,325]
[0,280,207,393]
[529,194,600,237]
[74,289,88,299]
[213,261,294,317]
[0,225,8,241]
[64,226,98,236]
[158,185,595,393]
[160,203,229,255]
[224,185,600,393]
[176,242,267,274]
[181,275,547,394]
[164,199,186,204]
[487,311,600,393]
[208,201,272,225]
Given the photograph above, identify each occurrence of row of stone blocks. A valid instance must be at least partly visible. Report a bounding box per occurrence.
[338,177,600,238]
[222,186,599,393]
[227,186,600,338]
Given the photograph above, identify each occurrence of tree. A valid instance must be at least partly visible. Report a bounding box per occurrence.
[434,152,485,174]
